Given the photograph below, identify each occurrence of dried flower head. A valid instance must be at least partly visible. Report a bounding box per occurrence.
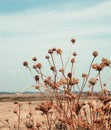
[37,63,42,69]
[25,119,34,129]
[71,58,75,63]
[56,48,62,54]
[59,68,64,73]
[45,55,50,59]
[36,122,41,128]
[35,75,39,81]
[101,57,111,66]
[92,63,105,71]
[71,38,76,43]
[32,57,37,61]
[23,61,28,66]
[50,66,55,72]
[35,85,40,90]
[88,78,98,86]
[92,51,98,57]
[33,64,37,69]
[67,72,72,78]
[82,73,87,78]
[73,52,77,56]
[52,47,56,51]
[48,49,53,54]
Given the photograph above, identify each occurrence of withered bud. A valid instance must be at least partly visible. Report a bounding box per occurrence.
[92,51,98,57]
[13,109,17,114]
[35,75,39,81]
[56,48,62,54]
[14,101,18,104]
[48,49,53,54]
[50,66,55,71]
[36,122,41,128]
[32,57,37,61]
[37,63,42,69]
[82,73,87,78]
[35,85,40,90]
[23,61,28,66]
[18,103,22,107]
[103,83,106,86]
[59,68,64,73]
[71,58,75,63]
[28,102,32,105]
[33,64,37,69]
[67,72,72,78]
[71,38,76,43]
[52,47,56,51]
[73,52,77,56]
[45,55,50,59]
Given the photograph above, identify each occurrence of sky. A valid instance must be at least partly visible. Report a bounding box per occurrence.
[0,0,111,92]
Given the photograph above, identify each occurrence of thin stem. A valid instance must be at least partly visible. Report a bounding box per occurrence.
[65,44,73,69]
[0,119,16,130]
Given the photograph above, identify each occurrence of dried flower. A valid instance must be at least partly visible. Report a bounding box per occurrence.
[92,51,98,57]
[52,47,56,51]
[33,64,37,69]
[88,78,98,86]
[82,73,87,78]
[32,57,37,61]
[37,63,42,69]
[48,49,53,54]
[25,119,34,129]
[36,122,41,128]
[23,61,28,66]
[73,52,77,56]
[101,57,111,66]
[92,63,105,71]
[56,48,62,54]
[35,85,40,90]
[59,68,64,73]
[71,38,76,43]
[67,72,72,78]
[71,58,75,63]
[35,75,39,81]
[45,55,50,59]
[50,66,55,72]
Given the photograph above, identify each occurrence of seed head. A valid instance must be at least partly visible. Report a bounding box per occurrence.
[35,75,39,81]
[56,48,62,54]
[73,52,77,56]
[48,49,53,54]
[71,58,75,63]
[45,55,50,59]
[33,64,37,69]
[71,38,76,43]
[37,63,42,69]
[32,57,37,61]
[50,66,55,71]
[67,72,72,78]
[52,47,56,51]
[92,51,98,57]
[23,61,28,66]
[35,85,40,90]
[82,73,87,78]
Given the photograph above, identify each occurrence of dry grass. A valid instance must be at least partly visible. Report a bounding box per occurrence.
[1,38,111,130]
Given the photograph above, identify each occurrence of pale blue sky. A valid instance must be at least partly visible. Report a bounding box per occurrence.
[0,0,111,92]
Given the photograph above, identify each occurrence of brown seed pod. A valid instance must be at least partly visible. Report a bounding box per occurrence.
[71,38,76,43]
[32,57,37,61]
[23,61,28,66]
[92,51,98,57]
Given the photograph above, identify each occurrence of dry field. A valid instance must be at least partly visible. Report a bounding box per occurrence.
[0,94,49,130]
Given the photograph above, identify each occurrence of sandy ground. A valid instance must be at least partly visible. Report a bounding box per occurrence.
[0,101,43,130]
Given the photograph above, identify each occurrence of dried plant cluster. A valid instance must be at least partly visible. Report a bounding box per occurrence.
[1,39,111,130]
